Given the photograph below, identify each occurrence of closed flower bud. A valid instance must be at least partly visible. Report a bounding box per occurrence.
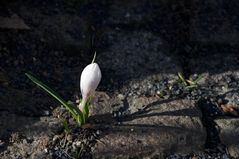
[79,63,101,110]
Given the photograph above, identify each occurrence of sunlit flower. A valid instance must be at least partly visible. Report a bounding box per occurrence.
[79,62,101,111]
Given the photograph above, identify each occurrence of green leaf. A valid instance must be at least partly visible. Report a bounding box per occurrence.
[194,74,205,84]
[178,72,187,86]
[185,85,198,89]
[63,120,70,134]
[76,115,84,125]
[68,102,84,125]
[25,73,79,120]
[83,103,90,121]
[186,79,195,85]
[84,96,93,120]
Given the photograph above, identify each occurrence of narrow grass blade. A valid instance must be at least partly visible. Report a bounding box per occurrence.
[178,72,187,86]
[63,120,70,134]
[186,85,197,89]
[83,103,90,120]
[186,79,195,85]
[68,102,84,121]
[25,73,78,119]
[194,74,205,84]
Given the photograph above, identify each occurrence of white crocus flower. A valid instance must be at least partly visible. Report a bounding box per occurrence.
[79,62,101,111]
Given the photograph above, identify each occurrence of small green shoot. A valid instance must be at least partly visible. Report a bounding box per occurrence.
[63,120,71,134]
[177,72,204,90]
[178,72,188,86]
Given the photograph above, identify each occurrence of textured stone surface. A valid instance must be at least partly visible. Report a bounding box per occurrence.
[0,113,61,159]
[189,52,239,73]
[215,118,239,158]
[98,29,181,91]
[92,95,206,158]
[191,0,239,45]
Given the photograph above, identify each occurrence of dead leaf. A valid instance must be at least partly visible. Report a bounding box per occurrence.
[0,14,30,30]
[221,104,238,116]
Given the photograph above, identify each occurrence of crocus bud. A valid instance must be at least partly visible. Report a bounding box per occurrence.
[79,63,101,111]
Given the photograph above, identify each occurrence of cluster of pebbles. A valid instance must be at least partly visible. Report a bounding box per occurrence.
[49,127,99,159]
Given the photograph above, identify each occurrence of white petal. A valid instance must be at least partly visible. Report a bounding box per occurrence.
[80,63,101,101]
